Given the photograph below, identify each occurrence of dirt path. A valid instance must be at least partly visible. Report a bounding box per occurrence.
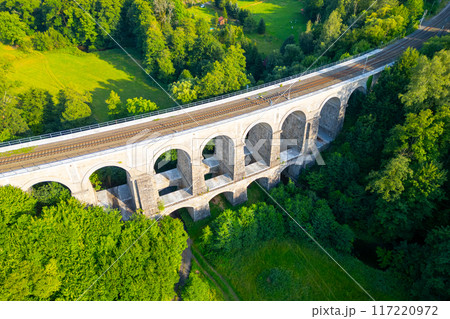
[176,238,234,301]
[191,245,240,301]
[191,254,230,300]
[176,238,194,293]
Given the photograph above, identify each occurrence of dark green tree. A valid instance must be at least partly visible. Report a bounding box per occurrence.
[17,88,53,134]
[57,87,92,128]
[257,18,266,34]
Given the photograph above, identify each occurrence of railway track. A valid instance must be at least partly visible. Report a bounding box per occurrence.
[0,6,448,173]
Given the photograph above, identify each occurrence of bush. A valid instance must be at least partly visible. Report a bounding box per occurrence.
[243,16,257,33]
[32,28,70,51]
[181,273,213,301]
[257,268,293,299]
[18,37,33,53]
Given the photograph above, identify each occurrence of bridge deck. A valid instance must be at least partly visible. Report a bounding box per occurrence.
[0,6,449,174]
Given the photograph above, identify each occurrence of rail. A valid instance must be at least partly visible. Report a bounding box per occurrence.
[0,37,400,149]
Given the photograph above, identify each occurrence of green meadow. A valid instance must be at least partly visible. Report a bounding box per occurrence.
[187,3,221,21]
[181,183,407,301]
[237,0,307,53]
[1,45,175,122]
[213,238,407,301]
[188,1,307,54]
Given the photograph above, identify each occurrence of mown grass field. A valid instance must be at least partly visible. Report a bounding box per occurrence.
[212,238,407,301]
[0,45,175,122]
[237,0,307,53]
[188,1,307,54]
[186,3,221,21]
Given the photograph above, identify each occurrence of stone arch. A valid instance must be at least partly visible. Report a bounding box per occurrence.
[342,86,367,125]
[244,171,280,191]
[81,161,136,190]
[245,176,270,190]
[153,147,194,207]
[351,85,366,95]
[201,134,235,187]
[200,132,238,155]
[242,121,275,145]
[164,205,195,217]
[346,86,366,106]
[278,106,307,131]
[206,190,235,205]
[150,144,193,172]
[22,178,75,194]
[207,187,247,208]
[244,122,273,169]
[84,164,137,217]
[280,109,307,157]
[318,96,342,141]
[279,163,302,183]
[164,204,209,222]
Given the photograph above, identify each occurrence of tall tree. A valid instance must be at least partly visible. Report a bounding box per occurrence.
[57,87,92,128]
[257,18,266,34]
[400,50,450,113]
[106,90,123,119]
[0,186,188,301]
[0,11,28,45]
[319,10,342,48]
[17,88,53,134]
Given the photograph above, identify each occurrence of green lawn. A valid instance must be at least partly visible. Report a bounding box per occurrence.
[212,239,408,301]
[1,45,175,122]
[238,0,307,54]
[187,1,307,54]
[187,3,221,22]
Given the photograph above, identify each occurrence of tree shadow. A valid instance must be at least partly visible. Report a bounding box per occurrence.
[89,48,176,122]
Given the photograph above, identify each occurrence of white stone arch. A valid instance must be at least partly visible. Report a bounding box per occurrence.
[199,133,237,162]
[279,161,301,176]
[318,95,342,140]
[352,85,367,95]
[243,122,274,167]
[200,133,237,182]
[343,85,367,105]
[164,205,195,216]
[244,169,280,191]
[278,107,309,132]
[150,143,194,174]
[279,108,308,154]
[81,161,137,190]
[204,189,235,204]
[199,132,238,155]
[21,177,76,194]
[242,121,275,144]
[244,174,270,189]
[318,95,342,116]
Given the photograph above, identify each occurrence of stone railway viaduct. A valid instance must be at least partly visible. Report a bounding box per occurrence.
[0,8,448,220]
[0,62,376,220]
